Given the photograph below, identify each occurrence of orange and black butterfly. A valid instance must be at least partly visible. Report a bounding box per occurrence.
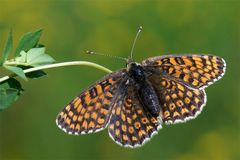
[56,28,226,148]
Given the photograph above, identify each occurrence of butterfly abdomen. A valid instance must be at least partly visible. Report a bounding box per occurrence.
[137,81,161,117]
[127,62,161,117]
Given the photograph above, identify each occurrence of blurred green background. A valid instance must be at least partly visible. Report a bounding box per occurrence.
[0,0,239,160]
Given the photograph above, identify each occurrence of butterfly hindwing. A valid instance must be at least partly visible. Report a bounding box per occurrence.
[56,70,126,135]
[108,82,161,148]
[142,54,226,89]
[148,74,206,124]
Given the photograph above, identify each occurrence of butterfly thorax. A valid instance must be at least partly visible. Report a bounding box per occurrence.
[127,62,161,117]
[127,62,146,82]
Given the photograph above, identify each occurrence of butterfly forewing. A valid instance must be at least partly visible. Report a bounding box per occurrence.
[148,74,206,124]
[142,54,226,89]
[108,83,161,148]
[56,70,126,135]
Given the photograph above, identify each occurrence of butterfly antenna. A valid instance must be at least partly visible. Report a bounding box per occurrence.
[86,50,128,62]
[130,26,143,59]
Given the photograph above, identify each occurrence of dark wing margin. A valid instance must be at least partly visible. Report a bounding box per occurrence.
[108,81,162,148]
[56,69,126,135]
[142,54,226,90]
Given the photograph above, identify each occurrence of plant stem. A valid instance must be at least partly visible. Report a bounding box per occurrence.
[0,61,112,83]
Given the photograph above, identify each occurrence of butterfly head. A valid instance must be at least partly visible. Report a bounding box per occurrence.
[126,59,136,71]
[127,60,145,82]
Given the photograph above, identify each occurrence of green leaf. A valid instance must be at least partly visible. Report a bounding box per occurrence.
[35,44,45,48]
[0,88,19,109]
[25,70,47,79]
[0,78,23,110]
[9,48,55,67]
[28,54,55,67]
[30,53,55,66]
[1,78,23,92]
[4,65,27,80]
[27,48,55,66]
[14,50,28,64]
[27,48,45,62]
[20,65,47,79]
[15,29,43,56]
[0,30,13,65]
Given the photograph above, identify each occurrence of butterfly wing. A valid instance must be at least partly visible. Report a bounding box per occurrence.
[108,80,161,148]
[148,74,206,124]
[56,70,126,135]
[142,54,226,89]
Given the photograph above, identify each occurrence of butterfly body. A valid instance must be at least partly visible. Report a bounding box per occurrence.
[56,54,226,148]
[127,61,161,117]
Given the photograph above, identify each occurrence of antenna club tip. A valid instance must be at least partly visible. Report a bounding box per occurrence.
[86,50,94,54]
[139,26,143,30]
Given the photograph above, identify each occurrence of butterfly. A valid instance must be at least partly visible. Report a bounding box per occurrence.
[56,53,226,148]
